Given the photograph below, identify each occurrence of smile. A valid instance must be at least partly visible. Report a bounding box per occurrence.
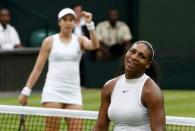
[127,60,136,68]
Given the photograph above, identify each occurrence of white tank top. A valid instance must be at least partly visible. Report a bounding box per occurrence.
[44,34,83,92]
[108,74,151,131]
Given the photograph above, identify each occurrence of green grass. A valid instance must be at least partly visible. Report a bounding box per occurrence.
[164,90,195,117]
[0,89,195,117]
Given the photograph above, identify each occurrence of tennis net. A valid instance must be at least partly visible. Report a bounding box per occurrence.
[0,105,195,131]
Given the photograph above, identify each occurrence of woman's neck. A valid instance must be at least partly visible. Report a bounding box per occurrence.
[60,32,72,38]
[59,32,72,44]
[125,71,144,79]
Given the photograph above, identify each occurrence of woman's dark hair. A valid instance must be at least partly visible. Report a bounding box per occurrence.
[145,61,160,83]
[71,3,83,9]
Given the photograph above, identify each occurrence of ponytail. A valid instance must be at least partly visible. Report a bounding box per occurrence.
[145,61,160,83]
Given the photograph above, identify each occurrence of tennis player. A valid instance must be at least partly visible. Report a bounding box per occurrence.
[93,41,165,131]
[18,8,99,131]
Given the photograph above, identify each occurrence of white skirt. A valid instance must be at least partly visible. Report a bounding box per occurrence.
[41,86,82,105]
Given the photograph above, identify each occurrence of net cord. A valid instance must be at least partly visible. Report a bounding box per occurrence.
[166,116,195,126]
[0,105,98,119]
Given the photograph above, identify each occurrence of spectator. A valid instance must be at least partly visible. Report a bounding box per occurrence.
[72,3,89,38]
[0,8,22,50]
[96,9,132,60]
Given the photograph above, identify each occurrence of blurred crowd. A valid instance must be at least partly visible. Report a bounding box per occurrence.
[0,3,160,84]
[0,4,132,61]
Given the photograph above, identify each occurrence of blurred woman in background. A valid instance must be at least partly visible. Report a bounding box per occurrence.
[18,8,99,131]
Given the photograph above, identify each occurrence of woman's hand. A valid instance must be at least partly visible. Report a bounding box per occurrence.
[81,11,92,23]
[18,94,28,105]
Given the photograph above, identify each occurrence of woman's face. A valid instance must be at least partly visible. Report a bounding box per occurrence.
[58,14,75,33]
[124,43,152,76]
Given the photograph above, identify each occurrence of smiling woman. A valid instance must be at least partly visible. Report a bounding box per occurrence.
[93,41,165,131]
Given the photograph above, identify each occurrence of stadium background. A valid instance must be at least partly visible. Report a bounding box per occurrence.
[0,0,194,90]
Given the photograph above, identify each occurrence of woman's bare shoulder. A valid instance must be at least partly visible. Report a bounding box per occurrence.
[41,35,54,50]
[144,78,161,95]
[104,77,120,88]
[101,76,121,97]
[143,78,164,106]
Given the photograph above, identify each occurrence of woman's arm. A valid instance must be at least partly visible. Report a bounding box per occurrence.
[93,84,110,131]
[142,79,166,131]
[79,11,100,50]
[93,78,118,131]
[18,36,52,105]
[25,37,52,88]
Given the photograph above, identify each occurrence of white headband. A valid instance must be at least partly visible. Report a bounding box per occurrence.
[58,8,77,20]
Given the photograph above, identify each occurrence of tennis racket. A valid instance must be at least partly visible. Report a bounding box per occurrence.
[18,105,27,131]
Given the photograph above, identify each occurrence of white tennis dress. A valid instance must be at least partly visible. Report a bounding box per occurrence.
[108,74,151,131]
[41,34,83,105]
